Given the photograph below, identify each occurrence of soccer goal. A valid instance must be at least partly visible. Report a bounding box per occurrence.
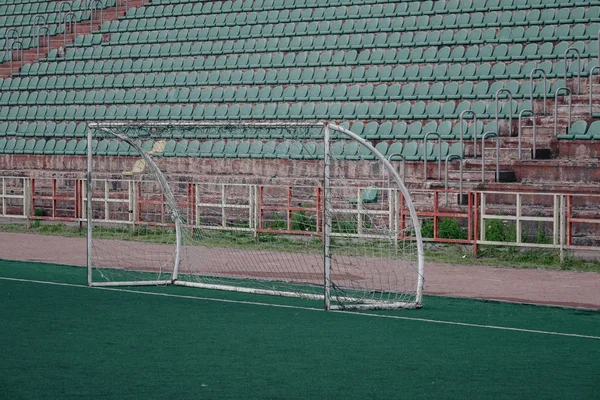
[85,121,424,310]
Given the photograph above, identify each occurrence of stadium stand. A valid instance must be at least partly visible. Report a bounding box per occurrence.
[0,0,598,193]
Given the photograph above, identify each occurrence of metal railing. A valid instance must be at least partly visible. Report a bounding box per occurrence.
[494,88,513,138]
[0,177,28,219]
[481,131,498,183]
[35,25,50,59]
[517,109,534,160]
[563,47,581,95]
[62,12,78,49]
[2,176,600,260]
[554,87,572,137]
[387,153,405,186]
[529,68,547,115]
[90,0,105,30]
[9,40,23,75]
[589,65,600,117]
[423,132,441,181]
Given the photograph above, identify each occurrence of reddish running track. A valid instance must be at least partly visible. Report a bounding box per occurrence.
[0,232,599,309]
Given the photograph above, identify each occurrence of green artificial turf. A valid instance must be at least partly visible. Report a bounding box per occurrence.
[0,259,599,399]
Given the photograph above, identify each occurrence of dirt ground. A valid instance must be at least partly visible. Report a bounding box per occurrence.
[1,232,599,309]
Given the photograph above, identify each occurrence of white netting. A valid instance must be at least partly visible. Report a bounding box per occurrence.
[87,122,423,309]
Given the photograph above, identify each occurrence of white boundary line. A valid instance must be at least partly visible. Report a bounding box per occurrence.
[1,276,599,341]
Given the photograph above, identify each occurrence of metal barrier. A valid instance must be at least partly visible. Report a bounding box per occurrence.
[564,193,600,253]
[195,182,256,232]
[477,191,562,259]
[2,176,600,260]
[30,178,83,221]
[0,177,29,219]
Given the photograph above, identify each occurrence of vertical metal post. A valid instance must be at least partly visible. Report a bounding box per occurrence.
[86,127,94,286]
[516,193,522,244]
[589,66,600,117]
[552,194,559,246]
[480,192,486,241]
[323,124,332,311]
[559,194,565,264]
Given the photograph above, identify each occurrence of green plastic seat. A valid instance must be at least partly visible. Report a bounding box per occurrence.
[558,120,586,140]
[588,121,600,140]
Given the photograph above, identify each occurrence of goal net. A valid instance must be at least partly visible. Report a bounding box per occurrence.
[86,122,424,310]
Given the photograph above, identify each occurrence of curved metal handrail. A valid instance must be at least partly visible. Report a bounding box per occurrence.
[563,47,581,95]
[387,153,405,186]
[529,68,547,116]
[10,40,24,74]
[554,87,572,137]
[36,25,51,59]
[459,109,475,158]
[444,154,461,203]
[481,131,498,183]
[90,0,105,30]
[423,132,441,181]
[4,28,19,52]
[494,88,513,138]
[62,12,77,48]
[517,109,534,160]
[58,1,72,15]
[589,66,600,117]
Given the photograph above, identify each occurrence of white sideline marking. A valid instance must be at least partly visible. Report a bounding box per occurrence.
[1,276,599,341]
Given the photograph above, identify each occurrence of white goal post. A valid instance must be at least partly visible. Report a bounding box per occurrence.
[86,121,424,310]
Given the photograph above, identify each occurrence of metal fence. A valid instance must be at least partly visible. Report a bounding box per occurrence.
[1,175,599,259]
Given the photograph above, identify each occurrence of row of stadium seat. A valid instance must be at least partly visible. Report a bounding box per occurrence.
[0,137,464,162]
[0,101,534,122]
[0,120,497,141]
[95,23,600,49]
[99,10,600,43]
[8,62,585,91]
[0,10,89,28]
[122,1,599,23]
[0,0,51,6]
[50,37,597,62]
[34,44,595,77]
[558,120,600,140]
[0,81,561,107]
[0,0,113,16]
